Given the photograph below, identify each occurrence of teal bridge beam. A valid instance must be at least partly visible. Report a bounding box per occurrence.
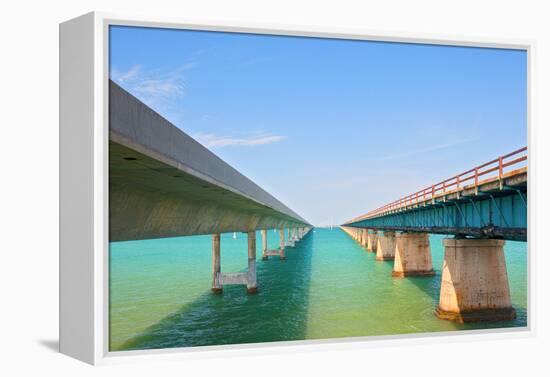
[343,148,527,241]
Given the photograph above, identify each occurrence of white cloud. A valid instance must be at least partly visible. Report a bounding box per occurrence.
[194,132,287,148]
[375,138,477,162]
[112,65,141,84]
[110,62,197,105]
[132,78,183,98]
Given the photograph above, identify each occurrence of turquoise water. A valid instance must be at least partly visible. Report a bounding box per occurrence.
[109,228,527,351]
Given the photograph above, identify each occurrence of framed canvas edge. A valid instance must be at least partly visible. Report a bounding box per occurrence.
[66,11,536,365]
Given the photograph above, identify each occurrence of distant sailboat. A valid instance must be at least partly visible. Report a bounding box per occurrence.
[233,232,237,239]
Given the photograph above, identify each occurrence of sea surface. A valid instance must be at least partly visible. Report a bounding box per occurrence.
[109,228,527,351]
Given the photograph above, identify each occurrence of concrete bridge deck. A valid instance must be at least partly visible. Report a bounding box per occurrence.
[109,81,310,241]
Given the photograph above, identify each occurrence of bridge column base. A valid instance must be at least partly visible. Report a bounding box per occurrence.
[435,238,515,323]
[434,307,516,323]
[376,231,396,261]
[392,270,435,277]
[264,249,286,260]
[392,232,434,277]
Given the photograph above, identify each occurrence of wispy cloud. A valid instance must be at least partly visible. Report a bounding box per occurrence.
[113,65,140,84]
[132,77,183,98]
[375,138,477,162]
[110,62,197,106]
[194,132,287,148]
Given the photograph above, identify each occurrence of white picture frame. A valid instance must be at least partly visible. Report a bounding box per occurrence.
[59,11,534,365]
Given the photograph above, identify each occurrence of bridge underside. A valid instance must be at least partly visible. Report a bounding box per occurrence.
[109,81,308,242]
[346,169,527,241]
[110,141,306,241]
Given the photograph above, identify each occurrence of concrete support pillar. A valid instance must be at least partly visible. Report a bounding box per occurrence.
[376,231,396,261]
[212,232,258,294]
[392,232,435,277]
[247,231,257,294]
[261,229,268,260]
[211,234,222,294]
[359,229,366,247]
[435,238,516,322]
[279,228,286,260]
[367,230,378,252]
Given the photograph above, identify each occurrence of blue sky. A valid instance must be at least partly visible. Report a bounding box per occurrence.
[110,26,527,226]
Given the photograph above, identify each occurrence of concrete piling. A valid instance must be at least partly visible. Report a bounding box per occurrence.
[261,229,268,261]
[211,234,222,294]
[343,225,517,323]
[367,230,378,252]
[435,238,516,322]
[212,231,258,294]
[360,229,367,247]
[262,228,287,260]
[279,228,286,260]
[286,228,295,247]
[392,232,435,277]
[247,231,258,294]
[376,231,396,261]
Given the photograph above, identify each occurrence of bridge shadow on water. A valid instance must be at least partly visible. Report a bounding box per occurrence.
[120,233,315,351]
[406,273,441,303]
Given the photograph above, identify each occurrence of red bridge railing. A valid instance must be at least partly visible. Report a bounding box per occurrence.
[353,146,527,222]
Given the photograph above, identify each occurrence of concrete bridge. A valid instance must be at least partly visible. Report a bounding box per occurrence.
[109,81,311,294]
[341,147,527,323]
[110,78,526,315]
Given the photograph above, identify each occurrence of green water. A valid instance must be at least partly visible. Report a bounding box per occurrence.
[109,228,527,351]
